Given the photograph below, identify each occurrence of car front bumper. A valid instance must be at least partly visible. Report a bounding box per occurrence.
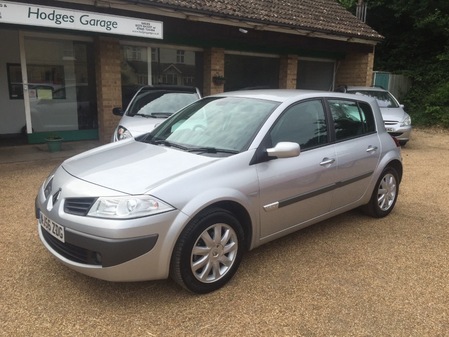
[36,205,189,282]
[38,219,158,268]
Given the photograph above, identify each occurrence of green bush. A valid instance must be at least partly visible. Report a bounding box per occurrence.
[403,65,449,128]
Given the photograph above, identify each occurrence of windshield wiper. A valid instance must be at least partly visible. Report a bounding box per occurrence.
[149,112,172,118]
[187,147,239,154]
[133,112,172,118]
[152,139,189,151]
[133,113,158,118]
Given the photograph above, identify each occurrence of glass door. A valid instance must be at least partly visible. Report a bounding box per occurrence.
[17,33,97,142]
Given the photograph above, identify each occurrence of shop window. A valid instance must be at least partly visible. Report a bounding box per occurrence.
[120,45,203,109]
[7,63,65,100]
[176,50,185,63]
[126,47,142,61]
[24,38,97,132]
[152,48,201,87]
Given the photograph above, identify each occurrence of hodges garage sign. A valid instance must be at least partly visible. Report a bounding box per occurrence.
[0,1,163,39]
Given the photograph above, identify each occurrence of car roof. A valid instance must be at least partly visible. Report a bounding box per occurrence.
[138,85,200,93]
[212,89,377,104]
[341,86,389,92]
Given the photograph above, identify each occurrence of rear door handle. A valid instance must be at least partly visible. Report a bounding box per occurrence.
[366,145,378,153]
[320,157,335,166]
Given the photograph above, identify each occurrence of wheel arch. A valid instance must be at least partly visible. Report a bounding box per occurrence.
[199,200,253,251]
[387,159,403,183]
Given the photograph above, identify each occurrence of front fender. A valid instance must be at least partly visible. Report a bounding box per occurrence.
[156,187,259,277]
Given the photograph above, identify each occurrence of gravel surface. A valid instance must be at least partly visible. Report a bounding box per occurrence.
[1,128,448,336]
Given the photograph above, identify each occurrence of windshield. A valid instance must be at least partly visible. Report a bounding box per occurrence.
[142,96,279,154]
[126,90,199,117]
[350,90,399,108]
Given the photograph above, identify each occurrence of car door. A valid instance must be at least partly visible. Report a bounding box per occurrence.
[256,99,337,240]
[327,98,381,210]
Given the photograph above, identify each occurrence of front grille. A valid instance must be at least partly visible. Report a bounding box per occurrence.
[64,197,97,216]
[42,230,101,266]
[384,120,398,126]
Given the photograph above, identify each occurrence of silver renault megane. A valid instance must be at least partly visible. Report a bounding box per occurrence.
[36,90,403,293]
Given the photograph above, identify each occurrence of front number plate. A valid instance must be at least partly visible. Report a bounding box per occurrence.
[40,213,65,243]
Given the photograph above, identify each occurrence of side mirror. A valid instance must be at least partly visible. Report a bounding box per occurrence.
[112,107,124,116]
[267,142,300,158]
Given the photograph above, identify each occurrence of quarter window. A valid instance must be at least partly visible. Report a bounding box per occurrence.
[270,100,328,150]
[328,99,376,141]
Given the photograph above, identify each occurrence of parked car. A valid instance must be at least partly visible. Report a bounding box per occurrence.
[36,90,403,293]
[337,86,412,145]
[112,85,201,141]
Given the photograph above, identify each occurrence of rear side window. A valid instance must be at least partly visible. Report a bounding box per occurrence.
[328,99,376,141]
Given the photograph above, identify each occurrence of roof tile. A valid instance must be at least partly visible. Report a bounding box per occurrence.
[136,0,382,40]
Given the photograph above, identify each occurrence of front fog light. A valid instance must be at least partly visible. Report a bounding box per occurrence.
[88,195,173,219]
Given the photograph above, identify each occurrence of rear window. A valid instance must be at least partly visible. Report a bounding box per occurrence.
[348,90,399,108]
[127,90,199,116]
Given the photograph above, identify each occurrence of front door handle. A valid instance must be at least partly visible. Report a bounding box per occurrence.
[320,157,335,166]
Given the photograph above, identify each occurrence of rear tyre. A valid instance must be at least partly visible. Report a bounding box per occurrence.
[362,167,399,218]
[170,208,244,294]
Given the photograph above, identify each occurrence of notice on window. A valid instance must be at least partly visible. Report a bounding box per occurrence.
[37,88,53,100]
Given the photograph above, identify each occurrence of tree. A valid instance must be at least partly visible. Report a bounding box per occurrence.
[338,0,449,127]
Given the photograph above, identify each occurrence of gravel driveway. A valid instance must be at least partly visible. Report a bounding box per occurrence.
[1,128,448,336]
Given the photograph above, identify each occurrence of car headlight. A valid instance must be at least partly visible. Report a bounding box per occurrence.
[401,115,411,127]
[88,195,174,219]
[116,126,132,141]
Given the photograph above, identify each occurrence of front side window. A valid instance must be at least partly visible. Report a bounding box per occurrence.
[270,100,328,150]
[328,99,375,141]
[146,97,279,153]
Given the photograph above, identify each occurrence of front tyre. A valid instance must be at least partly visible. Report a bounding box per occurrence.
[363,167,399,218]
[170,208,244,294]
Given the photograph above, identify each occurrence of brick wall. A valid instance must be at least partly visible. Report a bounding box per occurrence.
[95,37,122,143]
[203,48,225,96]
[335,48,375,87]
[279,55,298,89]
